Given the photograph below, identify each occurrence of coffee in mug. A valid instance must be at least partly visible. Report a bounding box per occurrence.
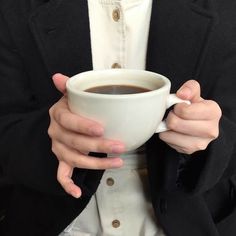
[84,84,152,94]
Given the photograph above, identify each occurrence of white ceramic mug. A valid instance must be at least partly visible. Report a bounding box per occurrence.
[66,69,190,152]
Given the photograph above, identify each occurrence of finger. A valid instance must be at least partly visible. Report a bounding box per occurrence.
[54,141,124,169]
[165,111,219,138]
[51,102,104,137]
[57,161,82,198]
[173,100,221,120]
[159,131,211,154]
[55,126,125,154]
[177,80,203,103]
[52,73,69,94]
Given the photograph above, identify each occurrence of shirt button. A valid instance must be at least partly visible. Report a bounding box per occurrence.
[106,177,115,186]
[112,219,120,228]
[111,63,121,69]
[112,9,120,22]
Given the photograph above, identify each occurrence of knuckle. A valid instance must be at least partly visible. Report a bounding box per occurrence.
[181,140,208,154]
[70,159,77,168]
[195,140,208,152]
[54,108,68,125]
[51,143,59,155]
[218,108,222,119]
[70,138,79,150]
[184,110,192,119]
[57,172,63,184]
[51,142,65,161]
[208,128,219,140]
[73,155,89,169]
[48,106,54,117]
[208,100,222,118]
[97,142,108,153]
[47,126,54,138]
[73,138,93,154]
[89,139,107,153]
[166,113,179,130]
[176,106,190,118]
[57,111,65,124]
[204,122,219,139]
[216,106,222,119]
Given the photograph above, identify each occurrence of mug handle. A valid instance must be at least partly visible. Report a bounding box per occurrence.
[155,94,191,133]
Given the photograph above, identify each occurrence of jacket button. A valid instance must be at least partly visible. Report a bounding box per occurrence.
[159,198,167,214]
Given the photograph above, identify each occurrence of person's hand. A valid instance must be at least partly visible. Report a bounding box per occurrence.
[159,80,222,154]
[48,73,125,198]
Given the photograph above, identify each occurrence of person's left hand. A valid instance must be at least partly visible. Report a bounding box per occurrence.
[159,80,222,154]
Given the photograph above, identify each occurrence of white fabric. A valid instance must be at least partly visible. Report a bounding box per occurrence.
[60,147,166,236]
[60,0,167,235]
[88,0,152,70]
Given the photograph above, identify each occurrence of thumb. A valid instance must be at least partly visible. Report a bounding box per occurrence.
[52,73,69,94]
[177,80,203,103]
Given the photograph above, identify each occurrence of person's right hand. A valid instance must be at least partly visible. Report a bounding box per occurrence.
[48,73,125,198]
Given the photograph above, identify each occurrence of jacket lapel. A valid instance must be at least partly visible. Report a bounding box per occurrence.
[29,0,92,76]
[146,0,218,92]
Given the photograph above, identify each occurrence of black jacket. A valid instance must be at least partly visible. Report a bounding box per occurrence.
[0,0,236,235]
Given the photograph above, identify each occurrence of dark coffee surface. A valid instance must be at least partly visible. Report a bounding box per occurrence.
[85,85,151,94]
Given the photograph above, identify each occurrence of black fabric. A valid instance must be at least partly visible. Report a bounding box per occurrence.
[0,0,236,235]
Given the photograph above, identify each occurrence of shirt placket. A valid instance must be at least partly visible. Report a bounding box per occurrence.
[107,0,125,69]
[96,169,125,235]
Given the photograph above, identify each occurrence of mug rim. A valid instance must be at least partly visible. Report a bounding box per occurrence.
[66,69,170,99]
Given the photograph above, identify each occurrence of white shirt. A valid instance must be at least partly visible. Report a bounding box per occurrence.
[88,0,152,70]
[60,0,166,235]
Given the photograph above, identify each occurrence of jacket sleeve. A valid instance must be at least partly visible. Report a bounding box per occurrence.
[175,7,236,194]
[0,9,65,194]
[0,9,103,197]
